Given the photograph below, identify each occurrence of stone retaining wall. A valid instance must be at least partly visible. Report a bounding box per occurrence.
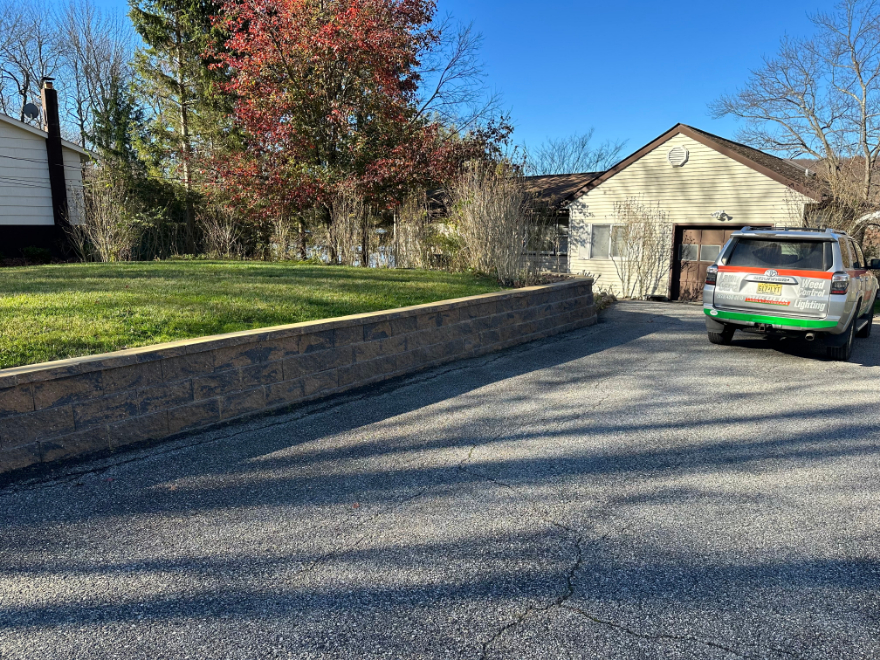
[0,278,595,475]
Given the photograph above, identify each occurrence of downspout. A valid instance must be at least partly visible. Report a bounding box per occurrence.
[41,78,70,234]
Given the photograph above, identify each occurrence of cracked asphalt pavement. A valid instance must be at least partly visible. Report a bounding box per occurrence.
[1,301,879,659]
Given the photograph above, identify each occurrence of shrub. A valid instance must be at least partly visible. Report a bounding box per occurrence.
[21,246,52,264]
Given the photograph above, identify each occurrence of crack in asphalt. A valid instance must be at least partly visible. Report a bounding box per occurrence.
[457,413,763,660]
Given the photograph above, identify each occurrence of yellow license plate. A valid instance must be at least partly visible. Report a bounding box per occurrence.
[756,283,783,295]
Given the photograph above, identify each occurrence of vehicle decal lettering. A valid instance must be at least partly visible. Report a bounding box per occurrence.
[744,297,791,306]
[715,292,744,301]
[793,299,826,312]
[717,274,739,292]
[704,308,838,328]
[797,279,828,296]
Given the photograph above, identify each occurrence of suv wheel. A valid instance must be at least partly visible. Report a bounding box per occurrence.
[856,295,875,338]
[827,318,855,361]
[708,326,735,345]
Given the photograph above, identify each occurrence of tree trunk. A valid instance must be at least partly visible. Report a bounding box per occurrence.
[176,19,196,254]
[360,212,369,267]
[298,218,307,260]
[321,205,337,263]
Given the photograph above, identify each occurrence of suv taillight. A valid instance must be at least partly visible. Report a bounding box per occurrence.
[831,272,849,295]
[706,265,718,286]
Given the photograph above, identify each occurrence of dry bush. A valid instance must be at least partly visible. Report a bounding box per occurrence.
[198,205,242,259]
[269,215,295,261]
[393,192,432,269]
[329,184,366,266]
[67,172,139,262]
[609,197,671,299]
[446,162,536,285]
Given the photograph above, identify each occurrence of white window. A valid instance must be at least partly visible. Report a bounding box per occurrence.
[587,224,624,259]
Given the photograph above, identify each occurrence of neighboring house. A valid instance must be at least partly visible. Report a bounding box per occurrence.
[522,172,601,273]
[563,124,824,300]
[0,85,88,257]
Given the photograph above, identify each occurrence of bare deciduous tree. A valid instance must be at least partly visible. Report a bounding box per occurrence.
[524,129,626,175]
[711,0,880,220]
[0,3,61,122]
[415,18,500,131]
[608,197,671,299]
[58,0,134,148]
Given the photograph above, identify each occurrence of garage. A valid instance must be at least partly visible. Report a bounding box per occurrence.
[565,124,823,300]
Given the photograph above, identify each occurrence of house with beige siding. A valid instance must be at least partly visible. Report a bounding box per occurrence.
[565,124,823,300]
[0,96,88,256]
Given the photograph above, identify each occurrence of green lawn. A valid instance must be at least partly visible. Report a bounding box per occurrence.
[0,262,502,369]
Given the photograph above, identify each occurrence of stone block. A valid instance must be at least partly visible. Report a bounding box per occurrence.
[393,348,423,374]
[73,391,139,430]
[139,380,193,414]
[220,386,267,420]
[32,372,103,410]
[0,385,34,418]
[284,348,354,380]
[353,336,406,363]
[333,324,363,348]
[297,330,335,354]
[362,320,392,342]
[106,412,169,449]
[302,369,339,397]
[337,360,379,388]
[265,379,306,408]
[40,429,111,464]
[404,328,439,350]
[0,405,76,446]
[239,361,284,390]
[0,443,42,473]
[161,352,214,382]
[464,301,497,319]
[416,308,460,330]
[259,335,302,360]
[101,361,163,394]
[213,342,284,371]
[192,368,243,400]
[390,315,418,336]
[167,399,221,435]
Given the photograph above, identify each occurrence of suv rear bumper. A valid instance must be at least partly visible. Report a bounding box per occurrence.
[703,307,841,332]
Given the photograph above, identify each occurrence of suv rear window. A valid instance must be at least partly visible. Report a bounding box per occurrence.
[726,239,832,271]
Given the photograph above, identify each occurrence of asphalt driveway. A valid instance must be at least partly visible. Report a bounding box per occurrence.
[1,301,879,659]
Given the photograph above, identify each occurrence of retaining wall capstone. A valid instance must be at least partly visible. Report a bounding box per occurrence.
[0,277,595,475]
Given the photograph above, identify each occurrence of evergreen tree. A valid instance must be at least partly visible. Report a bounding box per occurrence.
[128,0,230,251]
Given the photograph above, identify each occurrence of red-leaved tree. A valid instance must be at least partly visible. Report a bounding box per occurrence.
[206,0,486,235]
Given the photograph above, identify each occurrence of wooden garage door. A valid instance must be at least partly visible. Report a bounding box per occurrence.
[675,227,739,301]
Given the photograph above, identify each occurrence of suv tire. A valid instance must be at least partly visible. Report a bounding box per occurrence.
[827,317,855,361]
[708,326,735,345]
[856,295,875,338]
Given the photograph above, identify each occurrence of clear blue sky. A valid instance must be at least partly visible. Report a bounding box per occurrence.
[96,0,830,155]
[435,0,830,154]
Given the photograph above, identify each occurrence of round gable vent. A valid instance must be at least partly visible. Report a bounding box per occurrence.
[667,145,689,167]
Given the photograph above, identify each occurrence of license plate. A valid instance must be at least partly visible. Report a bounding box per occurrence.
[756,283,783,295]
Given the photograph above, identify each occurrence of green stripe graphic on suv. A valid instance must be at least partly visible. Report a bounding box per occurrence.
[704,308,838,328]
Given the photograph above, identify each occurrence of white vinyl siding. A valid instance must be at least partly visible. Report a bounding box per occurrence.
[568,133,814,295]
[0,116,85,226]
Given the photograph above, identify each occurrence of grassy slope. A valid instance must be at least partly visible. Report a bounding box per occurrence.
[0,262,501,369]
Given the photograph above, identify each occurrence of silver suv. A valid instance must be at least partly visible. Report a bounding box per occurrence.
[703,227,879,361]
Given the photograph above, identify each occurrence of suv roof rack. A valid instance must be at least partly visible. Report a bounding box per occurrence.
[738,225,846,234]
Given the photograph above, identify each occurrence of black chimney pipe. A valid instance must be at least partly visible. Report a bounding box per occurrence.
[41,78,70,231]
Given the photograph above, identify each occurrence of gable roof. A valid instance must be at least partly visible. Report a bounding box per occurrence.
[570,123,824,202]
[523,172,603,210]
[0,112,90,157]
